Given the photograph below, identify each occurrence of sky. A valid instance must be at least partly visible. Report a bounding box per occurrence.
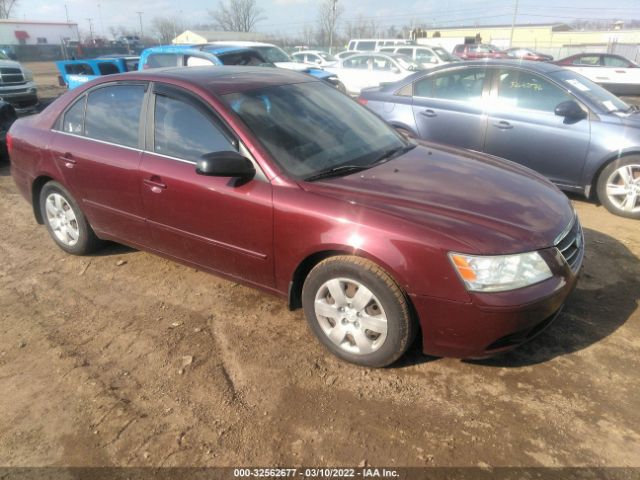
[12,0,640,38]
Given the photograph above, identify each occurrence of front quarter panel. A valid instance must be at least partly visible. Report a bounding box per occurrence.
[272,184,472,304]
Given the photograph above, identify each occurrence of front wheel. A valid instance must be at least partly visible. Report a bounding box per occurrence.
[302,256,417,367]
[39,181,102,255]
[596,157,640,219]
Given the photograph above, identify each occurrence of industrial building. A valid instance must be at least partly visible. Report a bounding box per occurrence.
[0,19,80,46]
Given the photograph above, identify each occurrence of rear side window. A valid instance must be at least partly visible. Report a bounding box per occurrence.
[85,84,146,148]
[154,95,234,162]
[416,68,487,100]
[343,56,370,69]
[397,48,413,56]
[65,63,94,75]
[62,96,85,134]
[145,53,180,68]
[603,56,630,67]
[97,62,120,75]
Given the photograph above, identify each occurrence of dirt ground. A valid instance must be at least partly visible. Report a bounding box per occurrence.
[0,63,638,468]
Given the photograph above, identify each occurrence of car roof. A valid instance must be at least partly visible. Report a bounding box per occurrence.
[211,41,275,47]
[455,59,563,72]
[88,66,317,95]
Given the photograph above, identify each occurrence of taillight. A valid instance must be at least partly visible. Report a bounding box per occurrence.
[6,132,13,156]
[357,97,368,106]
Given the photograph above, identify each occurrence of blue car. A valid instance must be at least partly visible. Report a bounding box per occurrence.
[359,60,640,219]
[139,44,346,92]
[56,56,139,89]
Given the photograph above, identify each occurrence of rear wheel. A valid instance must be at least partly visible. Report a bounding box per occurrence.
[596,156,640,219]
[302,256,416,367]
[39,181,102,255]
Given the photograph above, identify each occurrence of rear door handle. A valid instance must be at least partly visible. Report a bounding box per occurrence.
[420,109,437,118]
[58,152,77,168]
[493,121,513,130]
[143,177,167,193]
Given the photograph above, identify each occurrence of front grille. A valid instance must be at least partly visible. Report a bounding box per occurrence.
[555,216,583,272]
[0,67,25,85]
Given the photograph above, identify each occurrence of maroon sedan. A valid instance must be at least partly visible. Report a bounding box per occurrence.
[8,67,583,367]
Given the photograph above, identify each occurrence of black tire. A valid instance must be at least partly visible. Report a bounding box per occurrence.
[39,181,102,255]
[336,81,347,94]
[596,156,640,220]
[302,255,417,367]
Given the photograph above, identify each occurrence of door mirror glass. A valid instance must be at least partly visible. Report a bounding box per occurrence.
[196,151,256,179]
[554,100,587,119]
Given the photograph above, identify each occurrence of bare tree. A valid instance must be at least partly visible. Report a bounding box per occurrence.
[151,16,189,44]
[0,0,18,19]
[210,0,265,32]
[317,0,343,52]
[344,15,379,40]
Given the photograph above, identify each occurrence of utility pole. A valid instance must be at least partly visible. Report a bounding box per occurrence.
[64,3,70,23]
[136,11,144,39]
[86,18,94,44]
[98,3,104,37]
[509,0,519,48]
[329,0,337,55]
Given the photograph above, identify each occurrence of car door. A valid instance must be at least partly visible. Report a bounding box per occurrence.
[600,55,640,87]
[483,68,590,187]
[49,82,149,245]
[411,67,490,151]
[139,84,274,287]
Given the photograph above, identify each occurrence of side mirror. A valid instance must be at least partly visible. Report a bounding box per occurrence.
[196,151,256,179]
[555,100,587,120]
[315,58,322,65]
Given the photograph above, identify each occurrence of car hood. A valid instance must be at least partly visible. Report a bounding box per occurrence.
[0,59,22,69]
[303,143,574,254]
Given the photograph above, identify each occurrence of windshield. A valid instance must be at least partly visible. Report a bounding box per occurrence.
[550,70,631,113]
[318,52,336,61]
[433,47,458,62]
[254,46,291,63]
[395,56,422,71]
[223,82,406,179]
[0,51,8,60]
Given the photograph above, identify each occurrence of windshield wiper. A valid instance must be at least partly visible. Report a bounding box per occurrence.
[304,164,370,182]
[371,144,417,166]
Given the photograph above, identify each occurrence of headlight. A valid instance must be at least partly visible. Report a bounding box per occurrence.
[449,251,552,292]
[23,68,33,81]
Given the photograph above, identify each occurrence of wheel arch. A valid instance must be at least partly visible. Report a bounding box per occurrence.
[287,248,412,312]
[588,150,640,200]
[31,175,55,224]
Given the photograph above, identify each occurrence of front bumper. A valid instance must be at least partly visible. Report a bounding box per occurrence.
[412,242,583,359]
[0,82,38,111]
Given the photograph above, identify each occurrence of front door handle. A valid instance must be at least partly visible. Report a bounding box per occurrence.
[420,109,437,118]
[493,120,513,130]
[143,177,167,194]
[58,152,77,168]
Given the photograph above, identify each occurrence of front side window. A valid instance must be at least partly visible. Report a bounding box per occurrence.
[356,41,376,51]
[372,56,393,71]
[496,69,571,112]
[85,84,146,148]
[154,95,234,162]
[573,55,600,66]
[397,48,413,56]
[415,68,487,101]
[65,63,94,75]
[98,62,120,75]
[224,82,406,179]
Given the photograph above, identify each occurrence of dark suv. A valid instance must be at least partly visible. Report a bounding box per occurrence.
[453,44,510,60]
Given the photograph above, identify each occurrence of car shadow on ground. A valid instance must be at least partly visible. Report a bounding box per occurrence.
[87,241,137,257]
[466,227,639,368]
[0,162,9,176]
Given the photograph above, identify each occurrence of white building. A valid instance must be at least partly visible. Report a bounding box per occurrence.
[0,19,80,46]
